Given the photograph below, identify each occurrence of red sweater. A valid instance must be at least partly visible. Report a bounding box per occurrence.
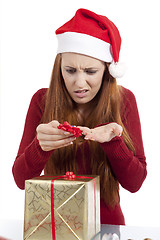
[12,87,147,225]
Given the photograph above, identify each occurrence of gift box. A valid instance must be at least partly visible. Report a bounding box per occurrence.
[23,173,100,240]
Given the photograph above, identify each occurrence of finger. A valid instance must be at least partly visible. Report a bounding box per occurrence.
[48,120,60,128]
[77,126,90,131]
[113,125,123,137]
[83,131,96,141]
[41,140,74,151]
[36,124,56,135]
[78,126,92,135]
[37,124,66,136]
[84,135,95,141]
[40,136,76,151]
[37,132,73,141]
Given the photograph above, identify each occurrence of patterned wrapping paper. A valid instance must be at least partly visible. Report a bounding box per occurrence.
[23,174,100,240]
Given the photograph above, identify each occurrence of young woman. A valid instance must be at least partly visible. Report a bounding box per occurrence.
[12,8,147,225]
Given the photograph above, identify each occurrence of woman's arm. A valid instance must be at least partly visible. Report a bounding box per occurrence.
[12,89,76,189]
[101,88,147,192]
[80,88,147,192]
[12,89,52,189]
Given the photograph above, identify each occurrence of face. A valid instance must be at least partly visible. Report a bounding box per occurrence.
[61,53,105,108]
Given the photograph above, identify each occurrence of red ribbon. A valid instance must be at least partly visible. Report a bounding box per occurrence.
[50,172,97,240]
[65,171,76,179]
[57,121,82,137]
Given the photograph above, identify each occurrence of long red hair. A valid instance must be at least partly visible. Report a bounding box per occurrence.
[42,54,135,207]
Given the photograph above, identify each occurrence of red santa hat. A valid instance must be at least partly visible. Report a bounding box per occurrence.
[56,8,125,78]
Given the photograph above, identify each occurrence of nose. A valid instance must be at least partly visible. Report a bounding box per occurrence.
[75,71,86,88]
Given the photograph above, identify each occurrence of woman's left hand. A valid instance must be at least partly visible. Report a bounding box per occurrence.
[79,123,123,143]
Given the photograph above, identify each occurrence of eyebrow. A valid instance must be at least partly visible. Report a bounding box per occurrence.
[64,66,99,70]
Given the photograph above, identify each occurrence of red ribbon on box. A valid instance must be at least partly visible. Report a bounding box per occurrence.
[50,172,97,240]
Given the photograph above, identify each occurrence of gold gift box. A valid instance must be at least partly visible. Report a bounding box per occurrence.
[24,174,100,240]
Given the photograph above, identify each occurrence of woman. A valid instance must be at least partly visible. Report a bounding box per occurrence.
[12,8,147,225]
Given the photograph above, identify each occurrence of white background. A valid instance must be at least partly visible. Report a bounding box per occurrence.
[0,0,160,231]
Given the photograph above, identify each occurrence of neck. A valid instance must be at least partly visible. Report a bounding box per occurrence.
[76,98,97,121]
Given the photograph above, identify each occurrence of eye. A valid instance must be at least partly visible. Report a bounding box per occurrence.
[65,68,76,74]
[85,69,97,75]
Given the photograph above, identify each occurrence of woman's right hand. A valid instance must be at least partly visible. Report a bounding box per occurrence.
[36,120,76,151]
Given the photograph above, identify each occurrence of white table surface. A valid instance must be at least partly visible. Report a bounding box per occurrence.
[0,219,160,240]
[0,219,23,240]
[93,224,160,240]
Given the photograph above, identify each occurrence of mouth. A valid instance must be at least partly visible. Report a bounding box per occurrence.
[74,89,89,98]
[74,89,88,93]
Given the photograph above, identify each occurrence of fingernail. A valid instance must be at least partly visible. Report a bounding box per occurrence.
[64,131,70,135]
[70,141,73,145]
[91,138,95,141]
[84,137,89,140]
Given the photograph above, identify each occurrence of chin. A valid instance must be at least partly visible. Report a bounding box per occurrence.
[74,98,90,104]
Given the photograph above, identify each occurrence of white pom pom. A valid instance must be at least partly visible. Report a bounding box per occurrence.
[102,233,112,240]
[112,233,120,240]
[102,233,119,240]
[108,61,126,78]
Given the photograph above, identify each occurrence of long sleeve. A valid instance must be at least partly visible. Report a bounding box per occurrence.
[100,87,147,192]
[12,88,53,189]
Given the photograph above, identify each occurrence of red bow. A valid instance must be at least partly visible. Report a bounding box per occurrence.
[57,121,82,137]
[65,171,76,179]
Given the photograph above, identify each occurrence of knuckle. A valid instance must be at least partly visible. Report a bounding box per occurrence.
[41,145,45,151]
[36,124,44,133]
[50,120,59,127]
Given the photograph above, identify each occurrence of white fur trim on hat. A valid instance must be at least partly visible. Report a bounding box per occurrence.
[57,32,113,63]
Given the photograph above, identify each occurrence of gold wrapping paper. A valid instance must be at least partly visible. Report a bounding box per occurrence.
[24,175,100,240]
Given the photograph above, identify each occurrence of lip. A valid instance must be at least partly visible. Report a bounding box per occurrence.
[74,89,89,98]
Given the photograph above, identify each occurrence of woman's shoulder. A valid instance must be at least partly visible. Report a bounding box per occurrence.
[119,85,136,101]
[119,85,138,118]
[30,88,48,103]
[119,85,137,108]
[29,88,48,112]
[32,88,48,99]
